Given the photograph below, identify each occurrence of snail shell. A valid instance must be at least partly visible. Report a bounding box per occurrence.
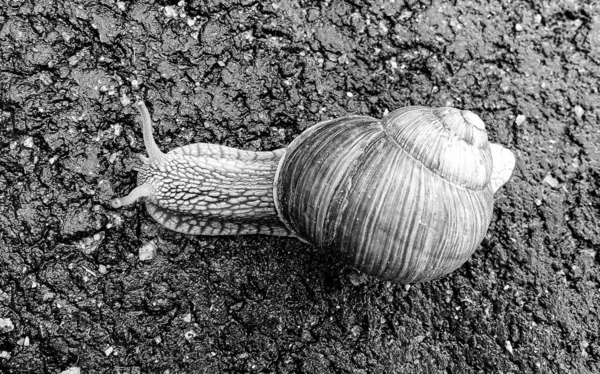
[112,102,515,284]
[275,107,505,283]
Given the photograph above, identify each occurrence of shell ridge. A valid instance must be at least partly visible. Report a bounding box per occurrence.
[333,131,386,252]
[431,108,488,149]
[293,120,365,241]
[274,116,381,244]
[405,163,431,282]
[391,156,421,281]
[367,140,409,279]
[382,125,487,192]
[340,131,391,273]
[315,124,384,245]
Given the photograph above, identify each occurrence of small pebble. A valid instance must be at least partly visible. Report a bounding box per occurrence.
[164,6,178,18]
[98,264,107,274]
[183,313,192,323]
[0,351,10,359]
[105,346,114,356]
[139,241,158,261]
[185,330,197,340]
[347,271,367,286]
[515,24,523,32]
[121,95,131,107]
[78,234,103,255]
[581,340,589,350]
[109,152,119,164]
[574,105,584,120]
[0,318,14,333]
[379,21,388,34]
[543,174,559,188]
[515,114,526,126]
[23,137,34,148]
[505,340,514,354]
[413,335,425,344]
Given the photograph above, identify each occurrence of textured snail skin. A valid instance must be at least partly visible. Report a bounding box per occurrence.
[111,101,290,236]
[112,101,515,283]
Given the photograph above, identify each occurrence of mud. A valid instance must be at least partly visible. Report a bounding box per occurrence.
[0,0,599,373]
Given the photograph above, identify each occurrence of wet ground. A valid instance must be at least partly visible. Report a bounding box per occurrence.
[0,0,599,373]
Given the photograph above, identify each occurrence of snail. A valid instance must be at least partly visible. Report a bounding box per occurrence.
[112,101,515,284]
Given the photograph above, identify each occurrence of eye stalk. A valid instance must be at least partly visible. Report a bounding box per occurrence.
[111,183,155,208]
[111,101,162,209]
[135,101,165,167]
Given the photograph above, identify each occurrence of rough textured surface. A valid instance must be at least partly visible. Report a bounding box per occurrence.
[0,0,599,373]
[138,143,288,236]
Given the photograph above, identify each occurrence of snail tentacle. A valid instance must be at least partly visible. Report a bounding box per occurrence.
[135,100,165,167]
[111,183,155,208]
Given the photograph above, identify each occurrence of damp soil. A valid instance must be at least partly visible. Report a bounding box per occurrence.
[1,0,599,373]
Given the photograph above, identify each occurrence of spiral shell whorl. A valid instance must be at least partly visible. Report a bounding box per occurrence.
[383,107,492,190]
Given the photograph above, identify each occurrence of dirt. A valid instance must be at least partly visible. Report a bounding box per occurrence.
[0,0,599,373]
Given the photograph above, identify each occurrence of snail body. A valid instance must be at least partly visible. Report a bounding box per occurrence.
[112,102,515,283]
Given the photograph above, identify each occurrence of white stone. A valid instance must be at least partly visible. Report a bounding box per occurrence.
[139,241,158,261]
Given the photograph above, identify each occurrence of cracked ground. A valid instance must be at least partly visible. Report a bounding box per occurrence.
[0,0,599,373]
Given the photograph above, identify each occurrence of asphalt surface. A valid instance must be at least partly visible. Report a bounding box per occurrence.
[0,0,598,373]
